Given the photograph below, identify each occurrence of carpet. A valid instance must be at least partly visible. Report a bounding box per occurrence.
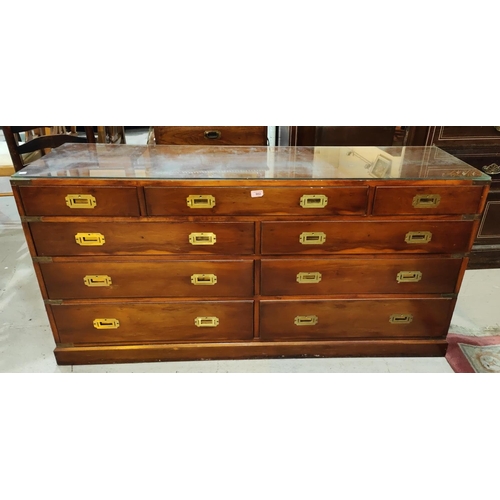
[446,332,500,373]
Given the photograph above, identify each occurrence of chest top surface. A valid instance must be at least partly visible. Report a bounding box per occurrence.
[10,144,491,183]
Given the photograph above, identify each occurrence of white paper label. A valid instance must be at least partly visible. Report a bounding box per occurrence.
[251,190,264,198]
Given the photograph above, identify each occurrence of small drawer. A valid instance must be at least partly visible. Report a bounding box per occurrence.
[51,301,254,344]
[30,221,255,256]
[261,257,463,295]
[145,186,368,216]
[259,298,454,341]
[261,221,475,255]
[153,126,268,145]
[372,186,484,215]
[41,260,254,299]
[18,186,141,216]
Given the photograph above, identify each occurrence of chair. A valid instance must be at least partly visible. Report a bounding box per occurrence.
[2,126,96,172]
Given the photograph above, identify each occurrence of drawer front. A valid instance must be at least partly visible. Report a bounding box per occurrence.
[431,126,500,145]
[261,221,474,255]
[145,187,368,216]
[41,260,254,299]
[30,222,255,256]
[19,186,140,216]
[476,190,500,243]
[372,186,484,216]
[260,298,453,341]
[261,257,462,295]
[153,126,268,145]
[52,301,254,344]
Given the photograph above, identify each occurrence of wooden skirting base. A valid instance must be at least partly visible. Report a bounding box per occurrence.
[54,339,448,365]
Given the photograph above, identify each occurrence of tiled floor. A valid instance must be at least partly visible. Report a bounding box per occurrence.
[1,129,499,373]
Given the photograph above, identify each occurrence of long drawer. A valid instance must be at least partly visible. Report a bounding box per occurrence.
[30,221,255,256]
[51,301,254,344]
[261,257,462,295]
[144,186,368,216]
[19,186,141,216]
[261,220,475,254]
[260,298,454,341]
[40,260,254,299]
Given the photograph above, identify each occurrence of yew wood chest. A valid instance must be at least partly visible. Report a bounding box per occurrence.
[10,144,491,365]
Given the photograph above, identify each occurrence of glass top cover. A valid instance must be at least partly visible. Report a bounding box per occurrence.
[11,144,491,181]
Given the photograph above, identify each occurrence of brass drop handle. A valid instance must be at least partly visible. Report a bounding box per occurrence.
[389,314,413,324]
[191,274,217,285]
[204,130,222,140]
[93,318,120,329]
[65,194,96,209]
[75,232,106,246]
[194,316,219,327]
[294,315,319,326]
[84,275,112,287]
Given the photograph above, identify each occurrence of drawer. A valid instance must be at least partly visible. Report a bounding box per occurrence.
[476,189,500,243]
[40,260,254,299]
[260,298,454,341]
[430,126,500,146]
[145,186,368,216]
[372,186,483,215]
[18,186,140,216]
[30,221,255,256]
[153,126,268,145]
[261,221,474,255]
[261,257,462,295]
[51,301,254,344]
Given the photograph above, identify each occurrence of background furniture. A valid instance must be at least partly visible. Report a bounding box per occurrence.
[2,126,96,172]
[407,126,500,269]
[153,126,268,145]
[10,144,489,365]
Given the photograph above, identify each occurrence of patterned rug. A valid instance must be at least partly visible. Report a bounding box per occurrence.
[446,332,500,373]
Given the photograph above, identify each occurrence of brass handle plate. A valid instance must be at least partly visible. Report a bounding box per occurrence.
[294,315,319,326]
[84,274,112,287]
[389,314,413,324]
[299,232,326,245]
[412,194,441,208]
[191,274,217,285]
[396,271,422,283]
[296,272,322,284]
[189,232,216,245]
[65,194,96,209]
[93,318,120,329]
[300,194,328,208]
[405,231,432,244]
[75,232,106,246]
[204,130,222,140]
[194,316,219,327]
[186,194,216,208]
[483,163,500,175]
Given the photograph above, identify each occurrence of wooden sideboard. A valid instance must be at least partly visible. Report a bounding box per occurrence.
[10,143,490,365]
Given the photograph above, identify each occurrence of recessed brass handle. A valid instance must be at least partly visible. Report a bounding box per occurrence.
[65,194,96,209]
[296,272,322,284]
[84,275,112,287]
[299,232,326,245]
[186,194,216,208]
[191,274,217,285]
[300,194,328,208]
[93,318,120,329]
[75,232,105,246]
[204,130,222,140]
[294,315,319,326]
[389,314,413,324]
[189,232,216,245]
[194,316,219,327]
[396,271,422,283]
[412,194,441,208]
[405,231,432,244]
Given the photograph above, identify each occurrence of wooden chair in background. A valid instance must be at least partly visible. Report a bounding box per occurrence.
[2,126,96,172]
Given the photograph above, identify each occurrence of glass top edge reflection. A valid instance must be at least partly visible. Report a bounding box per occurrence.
[11,144,491,181]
